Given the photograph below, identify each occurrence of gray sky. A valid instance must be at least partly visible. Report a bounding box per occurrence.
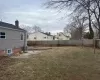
[0,0,71,34]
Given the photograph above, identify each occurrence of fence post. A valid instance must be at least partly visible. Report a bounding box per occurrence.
[94,38,96,54]
[58,40,59,47]
[82,38,84,48]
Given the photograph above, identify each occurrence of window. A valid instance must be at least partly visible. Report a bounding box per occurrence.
[7,49,12,55]
[21,33,24,40]
[34,37,37,39]
[59,34,61,36]
[57,37,59,39]
[53,36,55,40]
[44,37,46,39]
[0,32,6,39]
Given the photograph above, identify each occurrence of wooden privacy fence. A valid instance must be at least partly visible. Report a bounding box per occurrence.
[27,39,93,47]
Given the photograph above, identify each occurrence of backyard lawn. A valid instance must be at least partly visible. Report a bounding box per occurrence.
[0,47,100,80]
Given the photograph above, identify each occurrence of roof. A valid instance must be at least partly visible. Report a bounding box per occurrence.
[40,32,53,36]
[62,33,70,37]
[59,32,70,38]
[30,31,54,37]
[0,21,26,32]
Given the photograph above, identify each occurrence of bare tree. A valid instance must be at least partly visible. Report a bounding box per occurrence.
[20,25,31,33]
[91,0,100,38]
[45,0,94,38]
[32,25,42,32]
[64,15,87,39]
[21,25,42,33]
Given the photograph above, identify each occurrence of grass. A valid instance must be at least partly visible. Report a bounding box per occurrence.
[0,47,100,80]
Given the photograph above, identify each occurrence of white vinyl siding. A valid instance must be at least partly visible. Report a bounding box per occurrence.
[28,32,53,41]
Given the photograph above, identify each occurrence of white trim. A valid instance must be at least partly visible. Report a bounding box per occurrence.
[0,26,25,32]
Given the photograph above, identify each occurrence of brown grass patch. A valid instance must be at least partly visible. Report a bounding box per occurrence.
[0,47,100,80]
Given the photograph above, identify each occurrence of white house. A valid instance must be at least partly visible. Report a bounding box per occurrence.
[54,32,70,40]
[28,31,54,41]
[0,20,27,56]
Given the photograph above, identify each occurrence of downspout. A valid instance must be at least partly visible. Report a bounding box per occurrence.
[23,31,27,52]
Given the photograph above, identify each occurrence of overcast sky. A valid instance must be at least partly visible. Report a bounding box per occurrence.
[0,0,71,34]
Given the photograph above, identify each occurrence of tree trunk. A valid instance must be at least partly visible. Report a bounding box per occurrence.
[98,21,100,38]
[87,9,94,39]
[98,4,100,38]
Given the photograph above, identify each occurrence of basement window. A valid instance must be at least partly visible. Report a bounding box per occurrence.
[7,49,12,55]
[0,32,6,39]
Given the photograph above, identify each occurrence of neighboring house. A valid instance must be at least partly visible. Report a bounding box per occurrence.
[28,31,54,41]
[0,20,27,56]
[54,32,70,40]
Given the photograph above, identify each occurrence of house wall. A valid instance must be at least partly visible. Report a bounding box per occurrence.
[28,32,53,41]
[0,27,26,56]
[55,33,70,40]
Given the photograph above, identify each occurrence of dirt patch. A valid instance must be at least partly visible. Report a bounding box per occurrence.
[11,51,41,58]
[1,47,100,80]
[28,47,52,51]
